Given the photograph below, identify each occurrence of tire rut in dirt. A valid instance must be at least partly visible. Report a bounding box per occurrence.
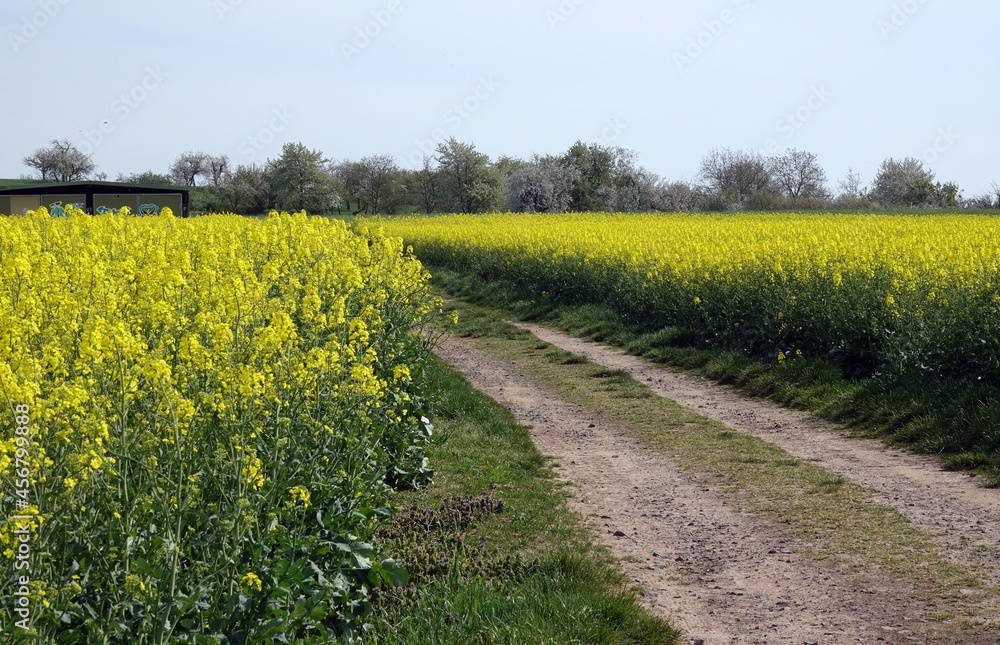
[433,334,989,644]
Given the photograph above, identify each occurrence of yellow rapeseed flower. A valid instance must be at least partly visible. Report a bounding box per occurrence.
[240,572,263,593]
[288,485,311,508]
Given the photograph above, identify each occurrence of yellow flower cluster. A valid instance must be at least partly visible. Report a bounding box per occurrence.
[287,485,311,508]
[240,572,263,593]
[124,574,146,597]
[383,211,1000,378]
[0,206,434,561]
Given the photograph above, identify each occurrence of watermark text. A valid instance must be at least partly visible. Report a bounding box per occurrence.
[342,1,403,62]
[77,66,168,155]
[11,403,34,631]
[8,0,72,54]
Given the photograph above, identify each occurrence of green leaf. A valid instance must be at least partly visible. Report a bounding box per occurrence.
[307,560,330,586]
[257,618,286,637]
[376,559,409,587]
[310,602,328,621]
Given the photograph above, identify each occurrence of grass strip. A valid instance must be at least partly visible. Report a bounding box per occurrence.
[436,294,999,638]
[429,265,1000,486]
[363,355,681,644]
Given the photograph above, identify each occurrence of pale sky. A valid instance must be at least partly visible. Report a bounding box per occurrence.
[3,0,997,196]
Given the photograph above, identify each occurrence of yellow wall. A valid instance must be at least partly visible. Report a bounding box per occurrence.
[11,196,40,215]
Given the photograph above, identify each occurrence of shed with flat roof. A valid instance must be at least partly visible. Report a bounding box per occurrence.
[0,180,190,217]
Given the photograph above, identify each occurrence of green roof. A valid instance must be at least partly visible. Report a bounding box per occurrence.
[0,179,46,189]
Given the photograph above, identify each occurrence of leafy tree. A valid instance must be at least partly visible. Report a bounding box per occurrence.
[869,157,933,205]
[604,165,664,213]
[357,154,401,214]
[332,160,365,212]
[870,157,963,207]
[435,138,502,213]
[217,164,272,214]
[743,188,784,211]
[493,155,529,179]
[22,139,96,182]
[268,143,341,213]
[560,141,631,211]
[901,178,937,206]
[411,156,439,214]
[379,180,411,215]
[559,142,675,212]
[933,181,962,208]
[505,156,580,213]
[768,149,830,199]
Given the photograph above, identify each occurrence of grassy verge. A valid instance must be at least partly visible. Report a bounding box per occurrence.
[435,296,999,637]
[363,355,681,644]
[428,266,1000,486]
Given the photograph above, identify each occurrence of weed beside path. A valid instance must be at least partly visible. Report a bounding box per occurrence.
[430,295,1000,643]
[363,356,681,644]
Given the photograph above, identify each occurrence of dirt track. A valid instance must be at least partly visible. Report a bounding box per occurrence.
[433,324,1000,645]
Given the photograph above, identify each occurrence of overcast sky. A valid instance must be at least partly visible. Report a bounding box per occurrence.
[3,0,997,196]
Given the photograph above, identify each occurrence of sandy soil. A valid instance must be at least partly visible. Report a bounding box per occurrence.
[433,325,1000,645]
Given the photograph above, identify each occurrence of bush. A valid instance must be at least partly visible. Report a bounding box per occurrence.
[744,189,783,211]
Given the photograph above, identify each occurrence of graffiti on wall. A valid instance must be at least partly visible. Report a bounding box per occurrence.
[12,199,174,217]
[94,204,161,216]
[48,202,85,217]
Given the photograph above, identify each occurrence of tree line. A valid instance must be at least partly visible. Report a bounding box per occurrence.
[19,137,1000,214]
